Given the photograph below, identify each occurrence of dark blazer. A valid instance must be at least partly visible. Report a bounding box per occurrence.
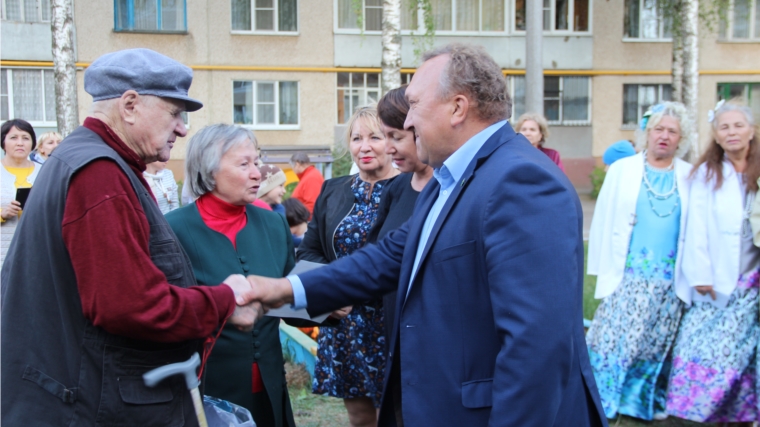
[166,204,296,427]
[297,175,353,264]
[297,124,607,427]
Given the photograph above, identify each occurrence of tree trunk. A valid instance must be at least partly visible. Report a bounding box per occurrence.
[681,0,699,154]
[525,0,544,115]
[51,0,79,137]
[671,29,684,103]
[381,0,402,94]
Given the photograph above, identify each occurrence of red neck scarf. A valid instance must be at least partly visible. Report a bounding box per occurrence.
[196,193,247,249]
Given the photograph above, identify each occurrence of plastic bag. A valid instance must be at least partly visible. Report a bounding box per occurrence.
[203,395,256,427]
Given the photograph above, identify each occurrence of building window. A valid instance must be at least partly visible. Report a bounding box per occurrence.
[719,0,760,40]
[622,84,672,127]
[717,82,760,121]
[0,69,57,125]
[511,76,591,125]
[337,73,381,124]
[515,0,589,32]
[1,0,50,22]
[233,81,299,129]
[337,0,504,32]
[231,0,297,32]
[114,0,187,33]
[624,0,671,39]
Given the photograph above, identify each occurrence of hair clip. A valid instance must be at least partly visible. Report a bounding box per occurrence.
[707,99,726,123]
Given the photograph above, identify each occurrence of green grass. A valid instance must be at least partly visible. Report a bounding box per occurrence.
[583,241,601,321]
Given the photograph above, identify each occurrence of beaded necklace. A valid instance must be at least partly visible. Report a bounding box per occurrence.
[642,151,679,218]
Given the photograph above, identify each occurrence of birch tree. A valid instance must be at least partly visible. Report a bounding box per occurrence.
[51,0,79,136]
[381,0,402,93]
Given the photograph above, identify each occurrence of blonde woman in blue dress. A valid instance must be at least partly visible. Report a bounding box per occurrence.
[586,102,694,421]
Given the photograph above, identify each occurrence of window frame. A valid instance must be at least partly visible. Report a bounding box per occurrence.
[336,72,382,125]
[718,0,760,42]
[509,75,593,126]
[113,0,188,34]
[622,0,672,42]
[232,80,301,130]
[621,83,672,129]
[0,67,58,127]
[334,0,510,35]
[1,0,50,22]
[230,0,299,35]
[512,0,593,35]
[716,82,760,119]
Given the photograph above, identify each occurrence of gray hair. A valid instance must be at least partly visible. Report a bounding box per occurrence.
[184,124,258,199]
[290,151,310,165]
[711,101,755,130]
[635,101,695,159]
[422,43,511,122]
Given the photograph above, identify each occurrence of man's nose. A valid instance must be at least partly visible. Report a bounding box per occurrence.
[404,114,413,132]
[176,120,188,138]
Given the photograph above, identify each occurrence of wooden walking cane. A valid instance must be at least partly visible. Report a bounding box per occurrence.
[144,353,208,427]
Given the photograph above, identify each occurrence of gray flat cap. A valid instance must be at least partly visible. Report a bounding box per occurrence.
[84,48,203,112]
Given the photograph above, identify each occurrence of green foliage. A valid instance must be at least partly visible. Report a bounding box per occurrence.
[283,182,297,200]
[332,147,354,178]
[351,0,364,34]
[589,166,606,200]
[176,180,184,206]
[411,0,436,60]
[655,0,731,37]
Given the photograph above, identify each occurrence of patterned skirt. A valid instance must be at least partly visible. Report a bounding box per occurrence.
[586,272,683,420]
[666,269,760,422]
[312,299,386,407]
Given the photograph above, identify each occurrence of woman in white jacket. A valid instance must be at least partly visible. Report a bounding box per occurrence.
[586,102,694,421]
[666,101,760,424]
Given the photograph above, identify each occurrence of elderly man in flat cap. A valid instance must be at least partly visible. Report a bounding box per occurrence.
[1,48,260,426]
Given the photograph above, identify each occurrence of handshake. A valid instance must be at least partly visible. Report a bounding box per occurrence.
[222,274,295,331]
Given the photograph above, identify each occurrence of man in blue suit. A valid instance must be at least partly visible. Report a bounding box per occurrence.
[245,44,606,426]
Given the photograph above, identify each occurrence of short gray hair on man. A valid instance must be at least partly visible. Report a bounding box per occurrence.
[634,101,695,159]
[421,43,511,122]
[184,124,258,199]
[290,152,310,165]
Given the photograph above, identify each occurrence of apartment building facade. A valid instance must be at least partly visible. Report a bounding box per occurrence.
[1,0,759,187]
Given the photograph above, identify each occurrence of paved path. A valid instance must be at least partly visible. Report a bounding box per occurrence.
[578,191,596,241]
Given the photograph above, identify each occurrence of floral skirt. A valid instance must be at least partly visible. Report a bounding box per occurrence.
[586,272,683,420]
[666,269,760,422]
[312,299,386,407]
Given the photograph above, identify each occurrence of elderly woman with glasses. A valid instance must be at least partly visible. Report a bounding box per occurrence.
[586,102,694,422]
[166,124,297,427]
[666,101,760,424]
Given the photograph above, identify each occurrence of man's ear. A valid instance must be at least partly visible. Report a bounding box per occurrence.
[119,90,140,125]
[450,94,470,128]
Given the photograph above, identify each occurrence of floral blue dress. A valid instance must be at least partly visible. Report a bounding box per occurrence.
[586,165,683,420]
[666,177,760,422]
[312,175,388,406]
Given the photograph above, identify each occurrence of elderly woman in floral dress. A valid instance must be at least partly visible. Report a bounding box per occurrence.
[666,101,760,425]
[586,102,694,421]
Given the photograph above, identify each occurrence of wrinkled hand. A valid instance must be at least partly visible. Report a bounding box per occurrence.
[695,285,716,301]
[1,200,21,220]
[329,306,352,320]
[242,275,295,310]
[223,274,264,331]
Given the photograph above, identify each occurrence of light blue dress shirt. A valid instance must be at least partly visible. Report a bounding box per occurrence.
[288,120,507,309]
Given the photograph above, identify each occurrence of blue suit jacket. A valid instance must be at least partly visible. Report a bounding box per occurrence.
[299,124,607,426]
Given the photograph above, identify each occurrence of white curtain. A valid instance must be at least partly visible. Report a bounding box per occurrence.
[1,70,9,121]
[161,0,185,31]
[456,0,477,31]
[12,70,43,122]
[279,81,298,125]
[231,0,252,30]
[40,0,49,20]
[400,0,417,30]
[482,0,504,31]
[233,81,253,124]
[44,70,55,122]
[23,0,37,22]
[278,0,297,31]
[622,84,638,124]
[365,0,383,31]
[255,0,274,30]
[256,82,275,124]
[511,76,525,120]
[755,0,760,37]
[338,0,359,28]
[561,76,589,121]
[134,0,158,30]
[733,0,750,38]
[430,0,452,30]
[4,0,21,21]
